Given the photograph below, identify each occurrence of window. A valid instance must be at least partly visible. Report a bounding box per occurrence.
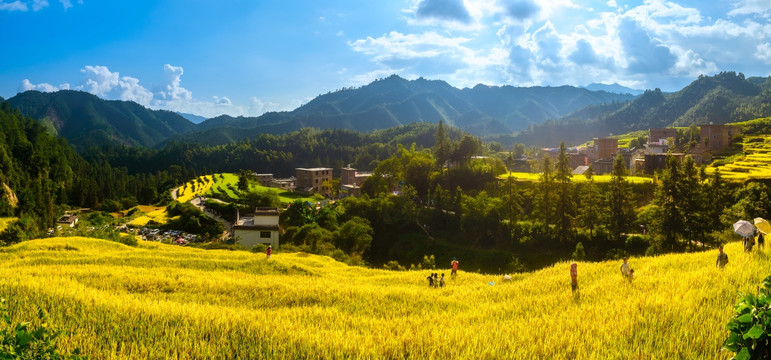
[260,231,271,238]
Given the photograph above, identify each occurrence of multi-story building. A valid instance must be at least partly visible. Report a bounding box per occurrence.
[700,124,742,151]
[587,137,618,162]
[648,128,678,145]
[233,207,280,249]
[295,167,333,193]
[255,173,273,187]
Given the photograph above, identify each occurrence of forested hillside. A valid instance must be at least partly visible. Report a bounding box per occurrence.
[507,72,771,146]
[184,75,634,143]
[7,90,196,149]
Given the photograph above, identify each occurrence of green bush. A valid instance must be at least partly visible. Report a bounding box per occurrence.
[0,298,86,359]
[723,275,771,360]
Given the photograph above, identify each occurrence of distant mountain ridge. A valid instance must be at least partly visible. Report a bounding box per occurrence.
[183,75,636,144]
[7,90,196,149]
[498,72,771,146]
[582,83,644,96]
[177,112,208,124]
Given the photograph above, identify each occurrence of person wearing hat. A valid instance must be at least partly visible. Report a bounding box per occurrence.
[266,245,272,259]
[451,257,459,277]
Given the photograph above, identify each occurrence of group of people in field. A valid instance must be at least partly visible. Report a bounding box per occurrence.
[426,257,460,288]
[570,231,766,295]
[742,230,765,253]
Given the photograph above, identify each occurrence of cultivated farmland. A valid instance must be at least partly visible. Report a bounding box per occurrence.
[0,237,763,359]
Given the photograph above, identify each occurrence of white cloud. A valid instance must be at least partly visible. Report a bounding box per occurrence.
[0,1,28,11]
[30,0,46,11]
[157,64,193,101]
[607,0,617,8]
[18,79,68,92]
[349,31,473,62]
[59,0,71,10]
[757,43,771,63]
[728,0,771,17]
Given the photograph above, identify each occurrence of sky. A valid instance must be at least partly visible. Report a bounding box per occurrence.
[0,0,769,118]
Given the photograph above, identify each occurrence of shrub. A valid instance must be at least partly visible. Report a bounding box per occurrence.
[0,298,85,359]
[723,275,771,359]
[383,260,406,271]
[625,235,650,255]
[421,254,436,270]
[572,242,586,260]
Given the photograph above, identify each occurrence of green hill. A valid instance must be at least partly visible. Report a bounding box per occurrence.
[185,75,634,144]
[507,72,771,146]
[7,90,197,149]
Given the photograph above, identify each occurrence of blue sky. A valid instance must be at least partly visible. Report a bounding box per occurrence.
[1,0,769,118]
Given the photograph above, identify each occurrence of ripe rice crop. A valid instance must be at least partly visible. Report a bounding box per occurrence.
[176,175,215,203]
[0,237,765,359]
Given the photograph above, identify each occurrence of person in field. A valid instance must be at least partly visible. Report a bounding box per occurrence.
[440,273,446,288]
[266,245,272,259]
[758,231,765,250]
[451,257,459,277]
[716,245,729,268]
[570,262,578,294]
[743,236,754,253]
[433,273,439,288]
[427,273,434,287]
[628,269,635,280]
[620,257,630,279]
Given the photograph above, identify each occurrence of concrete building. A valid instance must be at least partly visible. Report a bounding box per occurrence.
[295,167,333,193]
[569,153,588,169]
[700,124,742,151]
[270,178,295,190]
[592,158,614,174]
[233,207,280,249]
[588,138,618,162]
[648,128,678,145]
[56,214,78,227]
[255,174,273,187]
[341,165,373,187]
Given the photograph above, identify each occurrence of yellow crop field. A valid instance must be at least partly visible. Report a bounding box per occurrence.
[0,237,765,359]
[706,135,771,181]
[127,206,172,227]
[500,172,654,184]
[176,175,215,203]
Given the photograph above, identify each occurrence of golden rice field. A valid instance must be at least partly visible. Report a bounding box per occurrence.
[127,206,174,227]
[0,237,766,359]
[706,134,771,181]
[176,175,215,203]
[500,171,654,184]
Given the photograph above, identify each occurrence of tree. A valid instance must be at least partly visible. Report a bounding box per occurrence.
[433,120,451,172]
[652,155,682,250]
[334,217,373,254]
[578,177,601,240]
[606,153,635,244]
[554,142,575,242]
[237,169,250,193]
[536,155,554,232]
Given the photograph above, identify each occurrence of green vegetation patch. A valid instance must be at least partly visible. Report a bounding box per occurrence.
[0,217,17,233]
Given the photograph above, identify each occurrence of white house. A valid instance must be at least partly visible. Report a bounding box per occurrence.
[232,207,280,249]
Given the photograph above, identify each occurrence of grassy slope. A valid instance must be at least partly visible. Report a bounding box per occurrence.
[0,237,765,359]
[202,173,316,204]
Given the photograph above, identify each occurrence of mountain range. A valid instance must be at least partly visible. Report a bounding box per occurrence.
[4,72,770,149]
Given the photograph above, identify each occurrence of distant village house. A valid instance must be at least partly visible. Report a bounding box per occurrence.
[232,207,280,249]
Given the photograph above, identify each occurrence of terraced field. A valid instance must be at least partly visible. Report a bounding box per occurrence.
[707,134,771,181]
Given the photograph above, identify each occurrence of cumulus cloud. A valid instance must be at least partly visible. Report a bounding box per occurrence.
[349,31,473,62]
[19,79,69,92]
[0,1,28,11]
[157,64,193,101]
[415,0,472,23]
[30,0,46,11]
[0,0,80,11]
[728,0,771,17]
[757,43,771,63]
[617,17,676,74]
[569,39,599,65]
[501,0,540,20]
